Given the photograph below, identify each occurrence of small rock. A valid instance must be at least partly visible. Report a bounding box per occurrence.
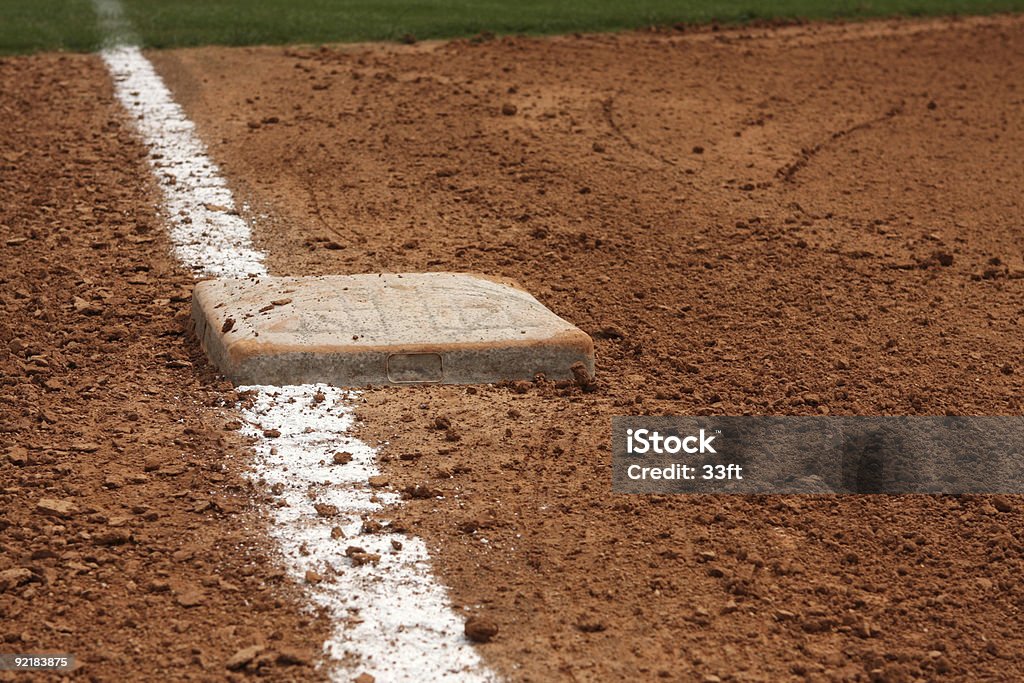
[263,428,281,438]
[314,503,339,518]
[500,103,517,116]
[94,529,132,546]
[175,587,206,607]
[594,326,625,340]
[73,297,102,315]
[0,568,34,593]
[403,483,436,499]
[5,446,28,466]
[465,616,498,643]
[36,497,78,519]
[226,645,264,671]
[992,496,1015,513]
[349,551,381,567]
[354,674,375,683]
[333,451,353,465]
[304,569,323,584]
[570,362,597,392]
[367,475,389,488]
[221,318,235,333]
[275,648,309,666]
[575,620,606,633]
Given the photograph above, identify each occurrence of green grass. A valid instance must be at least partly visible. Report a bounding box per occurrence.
[2,0,1023,54]
[0,0,100,54]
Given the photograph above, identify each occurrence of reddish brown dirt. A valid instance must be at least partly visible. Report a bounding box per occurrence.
[0,54,331,680]
[149,15,1024,682]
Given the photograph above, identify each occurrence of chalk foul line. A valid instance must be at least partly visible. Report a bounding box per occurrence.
[239,386,494,680]
[97,11,494,681]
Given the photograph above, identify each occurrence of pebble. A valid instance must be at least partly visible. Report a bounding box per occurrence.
[0,568,34,593]
[5,446,28,466]
[274,648,309,666]
[94,529,132,546]
[991,496,1015,513]
[464,615,499,643]
[73,297,102,315]
[226,645,264,671]
[35,497,78,518]
[175,587,206,607]
[314,503,339,518]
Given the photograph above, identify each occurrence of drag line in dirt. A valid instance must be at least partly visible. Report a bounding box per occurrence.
[148,14,1024,681]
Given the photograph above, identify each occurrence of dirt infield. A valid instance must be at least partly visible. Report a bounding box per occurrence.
[145,16,1024,681]
[2,13,1024,682]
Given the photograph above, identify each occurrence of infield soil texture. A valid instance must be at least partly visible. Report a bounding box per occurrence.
[2,14,1024,682]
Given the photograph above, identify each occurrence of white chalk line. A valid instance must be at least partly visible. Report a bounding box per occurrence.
[94,2,495,679]
[100,45,267,279]
[239,386,494,679]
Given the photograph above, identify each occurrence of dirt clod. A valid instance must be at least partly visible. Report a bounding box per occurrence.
[571,362,597,392]
[226,645,264,670]
[35,497,78,518]
[465,615,499,643]
[314,503,339,517]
